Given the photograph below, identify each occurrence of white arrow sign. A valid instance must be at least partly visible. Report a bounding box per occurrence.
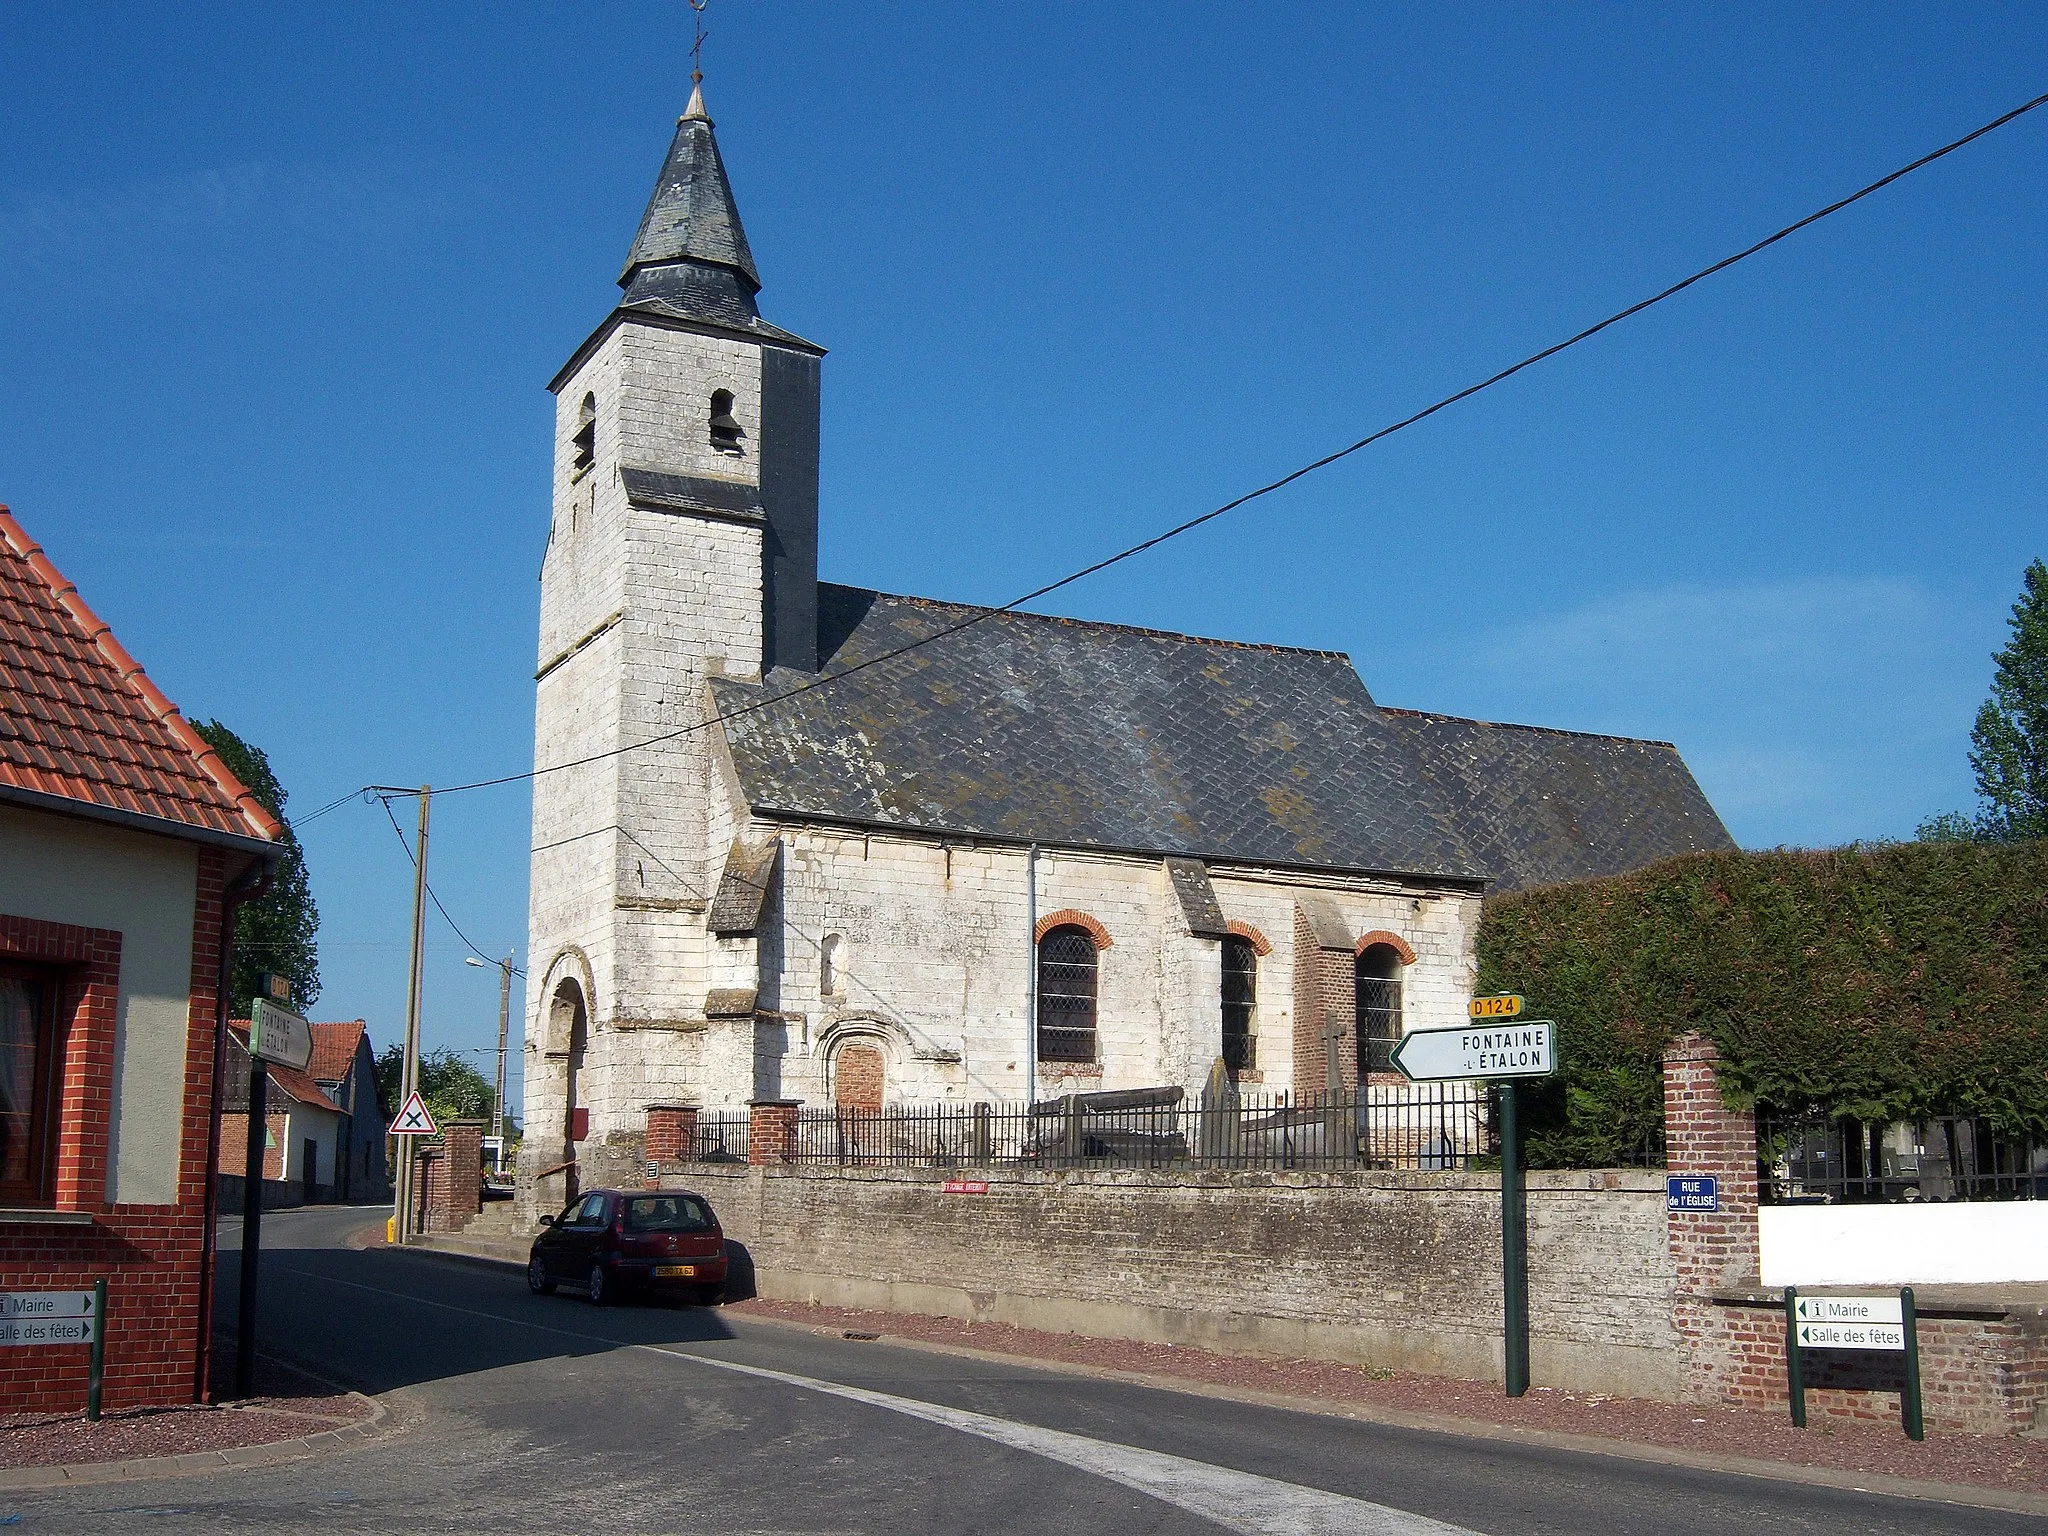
[0,1291,97,1347]
[249,997,314,1072]
[1793,1293,1905,1350]
[1390,1021,1556,1082]
[389,1090,439,1136]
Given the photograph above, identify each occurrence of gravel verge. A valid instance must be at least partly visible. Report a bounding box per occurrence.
[0,1347,373,1473]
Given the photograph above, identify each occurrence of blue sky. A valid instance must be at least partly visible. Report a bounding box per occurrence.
[4,5,2044,1112]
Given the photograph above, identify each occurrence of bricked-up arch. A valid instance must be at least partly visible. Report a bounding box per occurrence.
[1225,919,1271,956]
[1354,930,1416,964]
[832,1042,885,1112]
[1034,909,1111,948]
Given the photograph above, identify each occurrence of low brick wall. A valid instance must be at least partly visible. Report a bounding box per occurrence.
[665,1161,1681,1399]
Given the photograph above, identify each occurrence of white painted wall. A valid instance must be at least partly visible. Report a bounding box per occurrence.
[278,1101,341,1191]
[1760,1203,2048,1286]
[0,804,198,1205]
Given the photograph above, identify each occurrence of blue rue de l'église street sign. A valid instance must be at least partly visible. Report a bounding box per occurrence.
[1666,1175,1720,1212]
[1390,1021,1556,1082]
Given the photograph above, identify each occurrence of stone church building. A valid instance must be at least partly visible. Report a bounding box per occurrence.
[521,85,1731,1194]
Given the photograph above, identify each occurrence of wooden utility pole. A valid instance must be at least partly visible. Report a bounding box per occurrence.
[492,952,512,1168]
[395,786,431,1241]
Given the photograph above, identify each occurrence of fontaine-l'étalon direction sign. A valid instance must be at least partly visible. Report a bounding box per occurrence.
[1389,1020,1556,1082]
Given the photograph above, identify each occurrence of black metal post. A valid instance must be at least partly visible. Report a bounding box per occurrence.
[1500,1081,1529,1397]
[235,1054,267,1398]
[1784,1285,1806,1427]
[85,1277,107,1421]
[1901,1286,1924,1441]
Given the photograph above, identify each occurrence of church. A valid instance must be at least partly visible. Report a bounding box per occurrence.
[520,83,1732,1192]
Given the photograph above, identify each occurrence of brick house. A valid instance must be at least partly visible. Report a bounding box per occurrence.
[0,506,281,1413]
[520,86,1733,1215]
[220,1024,346,1205]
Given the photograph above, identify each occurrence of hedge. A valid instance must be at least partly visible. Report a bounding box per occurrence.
[1473,839,2048,1167]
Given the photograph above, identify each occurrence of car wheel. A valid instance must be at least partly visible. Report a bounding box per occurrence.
[586,1263,611,1306]
[691,1283,724,1307]
[527,1256,556,1296]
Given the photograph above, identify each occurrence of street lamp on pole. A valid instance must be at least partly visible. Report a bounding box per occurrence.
[466,953,514,1175]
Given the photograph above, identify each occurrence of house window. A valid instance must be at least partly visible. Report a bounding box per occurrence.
[570,393,596,476]
[820,933,843,999]
[0,963,60,1205]
[1356,944,1404,1076]
[1036,925,1099,1062]
[1221,936,1257,1071]
[709,389,745,455]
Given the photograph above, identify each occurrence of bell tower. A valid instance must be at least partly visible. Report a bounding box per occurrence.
[524,80,824,1195]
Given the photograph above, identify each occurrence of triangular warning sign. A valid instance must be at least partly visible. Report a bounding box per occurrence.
[390,1091,438,1136]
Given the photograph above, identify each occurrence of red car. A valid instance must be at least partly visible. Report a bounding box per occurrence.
[527,1188,729,1306]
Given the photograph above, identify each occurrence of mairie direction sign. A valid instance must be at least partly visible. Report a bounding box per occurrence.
[0,1291,97,1348]
[1391,1021,1556,1083]
[1793,1294,1905,1351]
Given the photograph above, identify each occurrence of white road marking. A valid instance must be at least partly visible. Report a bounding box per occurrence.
[276,1264,1483,1536]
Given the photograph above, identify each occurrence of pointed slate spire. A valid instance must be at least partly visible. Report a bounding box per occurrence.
[618,82,763,324]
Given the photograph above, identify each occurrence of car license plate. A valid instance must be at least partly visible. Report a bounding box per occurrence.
[655,1264,696,1278]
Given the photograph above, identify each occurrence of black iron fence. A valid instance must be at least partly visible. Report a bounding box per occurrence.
[779,1083,1495,1172]
[1759,1112,2048,1204]
[690,1110,750,1164]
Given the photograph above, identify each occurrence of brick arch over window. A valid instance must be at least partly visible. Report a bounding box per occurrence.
[1225,919,1271,956]
[1353,930,1416,964]
[1034,909,1111,949]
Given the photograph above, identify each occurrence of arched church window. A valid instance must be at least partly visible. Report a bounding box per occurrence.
[820,933,843,1000]
[1221,935,1257,1071]
[1355,944,1404,1076]
[709,389,744,455]
[1036,925,1099,1062]
[570,393,596,477]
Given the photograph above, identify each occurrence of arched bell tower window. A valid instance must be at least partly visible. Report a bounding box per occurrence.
[1036,925,1099,1062]
[820,933,843,1000]
[570,393,596,477]
[709,389,744,455]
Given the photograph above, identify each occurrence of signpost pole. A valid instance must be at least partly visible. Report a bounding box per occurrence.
[1901,1287,1924,1441]
[234,1035,268,1398]
[1500,1080,1529,1397]
[1784,1286,1806,1428]
[85,1278,107,1421]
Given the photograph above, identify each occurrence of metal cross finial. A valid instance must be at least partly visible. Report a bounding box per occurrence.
[688,0,710,88]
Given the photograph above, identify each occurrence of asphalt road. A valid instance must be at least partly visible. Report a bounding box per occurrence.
[7,1205,2036,1534]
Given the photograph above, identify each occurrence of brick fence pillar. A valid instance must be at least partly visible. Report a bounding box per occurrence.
[425,1120,486,1233]
[1662,1033,1763,1403]
[747,1100,801,1166]
[645,1104,700,1163]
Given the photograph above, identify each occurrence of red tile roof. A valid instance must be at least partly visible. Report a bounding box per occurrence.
[227,1022,343,1113]
[0,505,281,843]
[307,1019,369,1083]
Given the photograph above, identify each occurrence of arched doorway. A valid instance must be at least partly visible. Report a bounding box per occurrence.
[549,978,588,1194]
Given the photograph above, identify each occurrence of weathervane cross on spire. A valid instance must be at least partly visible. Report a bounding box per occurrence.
[688,0,711,90]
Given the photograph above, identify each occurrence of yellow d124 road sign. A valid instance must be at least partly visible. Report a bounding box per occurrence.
[1469,994,1524,1020]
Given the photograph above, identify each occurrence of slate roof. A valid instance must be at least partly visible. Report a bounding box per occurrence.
[714,584,1492,883]
[0,506,281,846]
[1379,709,1736,892]
[712,585,1729,889]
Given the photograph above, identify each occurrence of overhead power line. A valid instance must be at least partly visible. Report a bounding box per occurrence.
[278,85,2048,833]
[377,793,526,978]
[391,85,2044,802]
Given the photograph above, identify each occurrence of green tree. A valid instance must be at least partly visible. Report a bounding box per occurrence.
[192,720,320,1015]
[376,1045,497,1129]
[1966,557,2048,841]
